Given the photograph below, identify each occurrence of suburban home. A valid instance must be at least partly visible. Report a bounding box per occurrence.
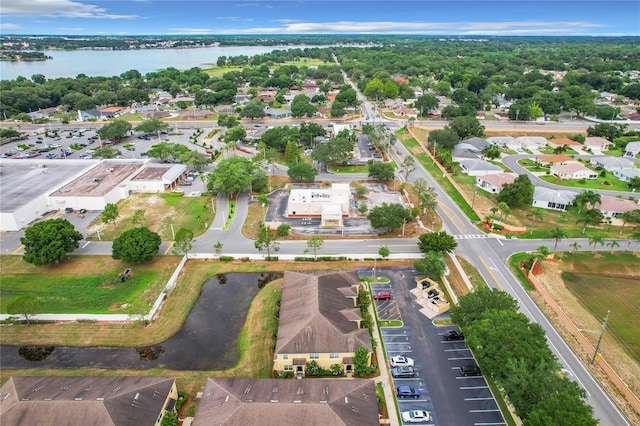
[538,154,575,166]
[264,107,292,119]
[547,138,583,149]
[77,109,102,121]
[459,159,503,176]
[0,376,178,426]
[589,156,634,171]
[550,163,598,180]
[613,168,640,182]
[451,148,481,162]
[584,137,614,152]
[393,106,418,119]
[27,106,60,120]
[193,378,379,426]
[596,195,640,222]
[181,109,214,120]
[516,136,548,150]
[234,94,251,105]
[213,104,234,114]
[273,270,372,377]
[98,106,126,119]
[142,110,171,120]
[532,186,576,211]
[454,137,489,153]
[487,136,518,150]
[623,141,640,157]
[476,172,516,193]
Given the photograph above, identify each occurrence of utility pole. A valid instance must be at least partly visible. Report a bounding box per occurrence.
[591,310,610,365]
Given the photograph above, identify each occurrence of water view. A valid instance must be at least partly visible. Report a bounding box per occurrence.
[0,45,311,81]
[0,273,280,371]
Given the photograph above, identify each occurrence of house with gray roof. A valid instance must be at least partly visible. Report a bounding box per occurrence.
[193,378,378,426]
[273,270,371,377]
[459,159,503,176]
[0,376,177,426]
[589,156,634,171]
[454,137,489,152]
[264,107,291,119]
[624,141,640,157]
[532,186,576,211]
[452,148,481,162]
[613,168,640,182]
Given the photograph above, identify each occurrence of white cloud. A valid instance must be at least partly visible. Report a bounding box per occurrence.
[1,0,137,20]
[216,16,253,22]
[0,22,22,30]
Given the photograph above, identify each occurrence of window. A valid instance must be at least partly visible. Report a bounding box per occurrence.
[330,353,339,359]
[282,354,288,360]
[284,365,293,371]
[310,353,319,360]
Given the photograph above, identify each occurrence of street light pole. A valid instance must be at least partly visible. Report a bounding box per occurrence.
[591,310,610,365]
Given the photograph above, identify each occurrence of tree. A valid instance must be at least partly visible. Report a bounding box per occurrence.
[401,156,416,181]
[570,241,581,254]
[254,222,279,259]
[92,146,122,159]
[577,208,604,233]
[428,128,459,151]
[353,346,370,376]
[224,126,246,144]
[606,239,620,255]
[217,114,239,128]
[132,209,146,226]
[367,160,395,181]
[207,156,257,197]
[496,175,533,208]
[363,78,384,100]
[97,119,132,142]
[483,144,501,160]
[620,209,640,234]
[173,227,194,256]
[161,412,178,426]
[413,178,438,220]
[284,140,301,164]
[414,251,446,279]
[304,236,324,260]
[311,136,354,165]
[367,203,413,232]
[530,245,551,272]
[497,201,511,220]
[21,218,83,266]
[588,235,605,252]
[417,231,458,254]
[378,245,390,259]
[574,190,601,214]
[549,226,567,252]
[415,94,439,116]
[112,227,161,262]
[7,295,42,326]
[450,286,518,329]
[102,203,119,231]
[287,162,318,181]
[446,116,485,139]
[527,209,544,234]
[240,103,266,120]
[134,118,169,135]
[213,241,223,257]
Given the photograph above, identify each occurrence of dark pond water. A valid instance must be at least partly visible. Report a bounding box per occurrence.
[0,273,280,371]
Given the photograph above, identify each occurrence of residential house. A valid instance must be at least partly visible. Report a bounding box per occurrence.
[193,378,379,426]
[589,156,634,171]
[77,109,101,121]
[98,106,126,119]
[273,270,372,377]
[516,136,548,150]
[532,186,576,211]
[623,141,640,157]
[459,159,503,176]
[476,172,516,193]
[27,106,60,120]
[264,107,291,119]
[142,110,171,120]
[550,163,598,180]
[455,137,489,153]
[596,195,640,223]
[234,94,251,105]
[584,137,614,152]
[0,376,177,426]
[451,148,481,162]
[547,138,583,150]
[538,154,575,166]
[393,106,418,119]
[487,136,518,150]
[181,109,215,120]
[214,104,235,114]
[613,168,640,182]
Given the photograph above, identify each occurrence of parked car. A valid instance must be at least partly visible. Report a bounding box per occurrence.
[391,366,416,378]
[401,410,432,423]
[396,386,420,399]
[64,207,74,213]
[460,365,482,376]
[373,291,391,300]
[390,355,414,367]
[443,330,464,341]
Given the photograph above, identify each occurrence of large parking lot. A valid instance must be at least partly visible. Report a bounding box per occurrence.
[371,268,506,426]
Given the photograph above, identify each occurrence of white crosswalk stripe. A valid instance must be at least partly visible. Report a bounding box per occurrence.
[453,234,492,239]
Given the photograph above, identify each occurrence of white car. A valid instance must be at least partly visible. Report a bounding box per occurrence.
[390,355,414,367]
[402,410,431,423]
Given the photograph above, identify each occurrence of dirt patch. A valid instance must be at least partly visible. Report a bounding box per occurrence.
[533,260,640,424]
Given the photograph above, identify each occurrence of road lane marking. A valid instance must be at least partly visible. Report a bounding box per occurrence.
[12,245,24,254]
[495,237,504,246]
[163,242,174,255]
[438,203,464,234]
[82,241,91,248]
[478,255,505,291]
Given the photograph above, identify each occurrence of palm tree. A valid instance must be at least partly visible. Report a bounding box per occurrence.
[570,241,581,254]
[490,207,499,224]
[530,245,551,273]
[619,209,640,235]
[549,226,568,252]
[573,190,602,214]
[606,240,620,255]
[588,235,605,252]
[576,208,604,234]
[629,228,640,255]
[527,209,544,235]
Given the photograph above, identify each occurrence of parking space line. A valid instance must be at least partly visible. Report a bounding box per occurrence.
[470,409,500,413]
[456,376,485,380]
[464,397,495,401]
[82,241,91,248]
[460,385,489,390]
[474,422,506,425]
[444,348,470,352]
[448,356,474,360]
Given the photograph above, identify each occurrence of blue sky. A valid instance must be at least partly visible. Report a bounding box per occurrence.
[1,0,639,36]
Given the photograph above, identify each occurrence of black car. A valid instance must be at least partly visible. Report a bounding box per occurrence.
[443,330,464,341]
[460,365,482,376]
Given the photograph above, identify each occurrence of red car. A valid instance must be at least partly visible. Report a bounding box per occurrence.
[373,291,391,300]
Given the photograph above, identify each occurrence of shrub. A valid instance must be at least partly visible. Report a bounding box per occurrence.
[219,255,234,262]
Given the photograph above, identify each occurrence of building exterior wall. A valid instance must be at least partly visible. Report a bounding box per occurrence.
[273,350,371,375]
[0,193,50,231]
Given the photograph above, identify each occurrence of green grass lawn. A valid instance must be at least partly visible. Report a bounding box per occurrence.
[0,256,181,314]
[328,164,369,174]
[560,253,640,363]
[539,174,631,192]
[518,158,549,173]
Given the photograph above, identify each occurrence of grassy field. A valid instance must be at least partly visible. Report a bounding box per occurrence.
[539,173,632,192]
[202,58,329,77]
[87,193,215,241]
[0,256,181,314]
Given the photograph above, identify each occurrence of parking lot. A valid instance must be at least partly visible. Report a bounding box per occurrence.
[371,268,506,426]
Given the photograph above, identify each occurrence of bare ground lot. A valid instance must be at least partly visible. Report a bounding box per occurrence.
[533,254,640,425]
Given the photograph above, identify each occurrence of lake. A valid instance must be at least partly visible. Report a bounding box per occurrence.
[0,45,313,81]
[0,272,280,371]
